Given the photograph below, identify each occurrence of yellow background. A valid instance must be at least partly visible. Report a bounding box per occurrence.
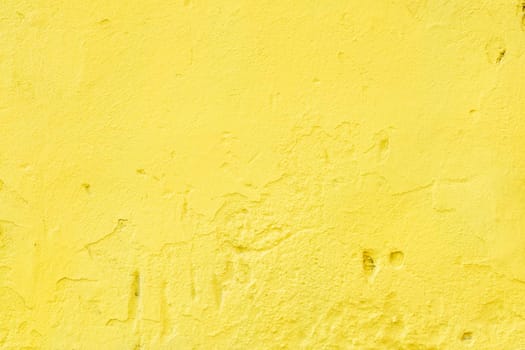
[1,1,525,349]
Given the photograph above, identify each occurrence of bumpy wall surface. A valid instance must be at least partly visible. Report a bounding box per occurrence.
[1,1,525,349]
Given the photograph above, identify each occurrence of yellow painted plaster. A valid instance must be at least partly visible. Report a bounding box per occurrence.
[1,1,525,349]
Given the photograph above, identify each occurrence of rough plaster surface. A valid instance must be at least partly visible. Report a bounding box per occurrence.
[1,1,525,349]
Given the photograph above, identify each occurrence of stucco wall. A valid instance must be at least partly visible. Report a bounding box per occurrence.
[1,1,525,349]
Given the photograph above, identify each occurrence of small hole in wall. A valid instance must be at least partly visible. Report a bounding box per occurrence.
[81,183,91,193]
[362,251,376,275]
[495,49,506,63]
[461,331,473,342]
[136,169,145,175]
[389,251,405,268]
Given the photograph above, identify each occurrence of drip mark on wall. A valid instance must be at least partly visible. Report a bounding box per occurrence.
[129,271,140,319]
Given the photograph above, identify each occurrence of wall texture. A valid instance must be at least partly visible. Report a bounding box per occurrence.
[1,1,525,349]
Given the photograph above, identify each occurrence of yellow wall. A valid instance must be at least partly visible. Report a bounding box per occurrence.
[1,1,525,349]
